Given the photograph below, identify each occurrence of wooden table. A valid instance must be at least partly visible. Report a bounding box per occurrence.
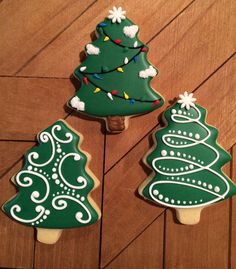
[0,0,235,268]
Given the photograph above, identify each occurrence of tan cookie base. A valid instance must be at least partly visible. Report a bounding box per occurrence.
[176,207,203,225]
[37,228,63,244]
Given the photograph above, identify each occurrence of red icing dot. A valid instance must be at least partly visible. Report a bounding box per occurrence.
[111,90,118,95]
[115,39,122,44]
[153,100,160,106]
[83,77,88,85]
[141,47,147,52]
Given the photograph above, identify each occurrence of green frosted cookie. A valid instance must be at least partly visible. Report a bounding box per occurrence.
[139,92,236,224]
[3,120,101,243]
[68,6,164,133]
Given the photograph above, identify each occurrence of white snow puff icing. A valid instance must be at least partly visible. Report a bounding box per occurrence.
[70,96,85,111]
[86,44,100,55]
[139,66,157,78]
[123,25,139,38]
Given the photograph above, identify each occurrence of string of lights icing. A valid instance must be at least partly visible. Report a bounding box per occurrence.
[97,23,144,49]
[79,46,147,75]
[80,75,161,105]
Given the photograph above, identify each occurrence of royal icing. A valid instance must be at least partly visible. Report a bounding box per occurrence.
[68,7,164,117]
[86,44,100,55]
[123,25,139,38]
[3,120,100,228]
[108,6,126,24]
[140,92,236,208]
[139,65,157,78]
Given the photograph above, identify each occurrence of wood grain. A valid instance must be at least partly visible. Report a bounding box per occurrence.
[0,0,235,268]
[105,0,235,172]
[0,0,95,75]
[101,54,236,266]
[18,0,193,77]
[34,114,104,269]
[0,161,34,269]
[105,213,165,269]
[164,160,231,269]
[0,77,74,140]
[0,141,34,177]
[231,146,236,269]
[101,136,164,267]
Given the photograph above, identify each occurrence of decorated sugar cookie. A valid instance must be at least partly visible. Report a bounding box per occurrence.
[2,120,101,244]
[139,92,236,225]
[68,6,164,133]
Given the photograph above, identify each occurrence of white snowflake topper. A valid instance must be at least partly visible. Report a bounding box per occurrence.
[178,91,197,110]
[108,6,126,23]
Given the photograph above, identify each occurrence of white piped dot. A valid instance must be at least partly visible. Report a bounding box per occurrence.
[55,179,60,185]
[165,197,169,202]
[57,148,62,153]
[153,190,159,195]
[45,210,50,215]
[52,173,58,179]
[195,133,200,139]
[214,186,220,193]
[208,184,213,189]
[158,194,163,200]
[170,151,174,156]
[161,150,167,156]
[28,165,33,171]
[189,164,194,169]
[171,109,177,114]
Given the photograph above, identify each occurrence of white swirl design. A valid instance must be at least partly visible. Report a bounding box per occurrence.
[52,125,73,143]
[10,205,45,223]
[58,153,88,189]
[52,195,91,224]
[28,132,55,167]
[150,105,230,208]
[15,170,50,203]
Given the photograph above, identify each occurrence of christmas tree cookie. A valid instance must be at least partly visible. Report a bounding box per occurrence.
[139,92,236,225]
[68,6,164,133]
[2,120,101,244]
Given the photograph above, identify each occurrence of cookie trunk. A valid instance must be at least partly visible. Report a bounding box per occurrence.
[176,207,203,225]
[106,116,127,133]
[37,228,63,244]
